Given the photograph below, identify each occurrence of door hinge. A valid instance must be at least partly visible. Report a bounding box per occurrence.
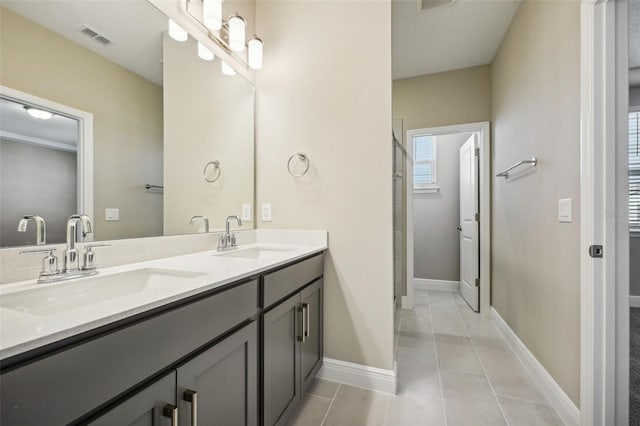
[475,278,480,287]
[475,212,479,221]
[589,245,603,258]
[475,148,480,157]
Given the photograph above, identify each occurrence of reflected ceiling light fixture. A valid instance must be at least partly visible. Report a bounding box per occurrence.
[203,0,222,31]
[221,61,236,76]
[247,36,263,70]
[197,41,215,61]
[24,106,53,120]
[227,14,246,52]
[168,19,188,42]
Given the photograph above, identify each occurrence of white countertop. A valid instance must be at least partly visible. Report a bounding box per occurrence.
[0,241,326,360]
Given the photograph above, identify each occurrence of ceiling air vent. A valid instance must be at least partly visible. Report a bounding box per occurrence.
[418,0,455,12]
[77,25,113,46]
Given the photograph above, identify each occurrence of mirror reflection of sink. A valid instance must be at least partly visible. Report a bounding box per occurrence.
[215,246,296,259]
[0,268,206,316]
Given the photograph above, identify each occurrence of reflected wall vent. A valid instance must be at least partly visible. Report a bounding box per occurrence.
[77,26,113,46]
[418,0,455,12]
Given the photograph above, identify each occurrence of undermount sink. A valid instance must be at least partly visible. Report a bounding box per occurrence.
[0,268,206,316]
[215,246,296,259]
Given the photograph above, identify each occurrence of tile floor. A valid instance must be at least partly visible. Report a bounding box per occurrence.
[287,289,565,426]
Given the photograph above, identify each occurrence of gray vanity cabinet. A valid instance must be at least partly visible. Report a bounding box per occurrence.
[89,373,177,426]
[177,321,258,426]
[261,254,324,426]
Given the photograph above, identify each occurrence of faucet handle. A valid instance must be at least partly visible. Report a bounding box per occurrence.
[82,243,111,271]
[20,248,59,277]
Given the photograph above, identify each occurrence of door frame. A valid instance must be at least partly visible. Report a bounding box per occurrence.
[0,85,94,225]
[404,121,490,317]
[579,0,629,424]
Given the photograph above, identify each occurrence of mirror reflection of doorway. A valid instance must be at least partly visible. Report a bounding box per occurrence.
[0,93,86,246]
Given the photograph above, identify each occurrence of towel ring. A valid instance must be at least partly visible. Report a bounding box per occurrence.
[287,153,310,177]
[203,160,221,183]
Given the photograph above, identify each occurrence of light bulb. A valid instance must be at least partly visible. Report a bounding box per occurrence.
[24,107,53,120]
[221,61,236,76]
[203,0,222,31]
[228,14,246,52]
[247,36,263,70]
[197,42,214,61]
[168,19,188,42]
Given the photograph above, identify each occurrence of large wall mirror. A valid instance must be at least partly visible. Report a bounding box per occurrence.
[0,0,255,248]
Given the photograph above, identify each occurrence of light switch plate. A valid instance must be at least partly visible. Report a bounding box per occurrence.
[558,198,572,223]
[242,204,252,222]
[105,208,120,221]
[262,203,272,222]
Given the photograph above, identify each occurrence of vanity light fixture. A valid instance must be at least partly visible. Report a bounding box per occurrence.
[227,14,246,52]
[221,61,236,76]
[203,0,222,31]
[168,19,188,42]
[197,41,215,61]
[24,106,53,120]
[247,36,263,70]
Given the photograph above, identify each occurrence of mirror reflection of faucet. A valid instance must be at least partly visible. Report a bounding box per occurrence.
[17,215,46,246]
[20,214,111,284]
[218,215,243,251]
[189,215,210,233]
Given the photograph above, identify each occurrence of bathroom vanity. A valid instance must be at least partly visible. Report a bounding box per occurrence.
[0,242,325,425]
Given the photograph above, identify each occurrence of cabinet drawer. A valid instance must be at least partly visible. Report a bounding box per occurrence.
[262,254,324,308]
[0,279,258,425]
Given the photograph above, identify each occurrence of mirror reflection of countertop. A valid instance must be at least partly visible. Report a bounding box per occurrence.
[0,236,327,361]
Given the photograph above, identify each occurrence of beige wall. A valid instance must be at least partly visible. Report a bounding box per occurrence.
[491,1,581,404]
[255,0,394,370]
[163,34,254,234]
[413,133,470,281]
[0,7,163,241]
[392,65,492,132]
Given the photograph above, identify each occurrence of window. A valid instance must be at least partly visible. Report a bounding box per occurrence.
[413,135,437,191]
[630,112,640,231]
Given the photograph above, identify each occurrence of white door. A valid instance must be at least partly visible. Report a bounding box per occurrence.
[459,134,479,311]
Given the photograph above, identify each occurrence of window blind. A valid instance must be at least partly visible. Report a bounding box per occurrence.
[413,136,435,187]
[630,112,640,230]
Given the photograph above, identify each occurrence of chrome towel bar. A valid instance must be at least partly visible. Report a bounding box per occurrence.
[496,157,537,179]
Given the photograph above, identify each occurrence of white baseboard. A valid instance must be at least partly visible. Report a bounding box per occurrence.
[413,278,459,292]
[491,308,580,426]
[401,295,412,309]
[630,295,640,308]
[316,357,397,394]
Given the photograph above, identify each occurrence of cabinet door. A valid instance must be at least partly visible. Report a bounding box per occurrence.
[262,293,301,426]
[176,321,258,426]
[300,279,323,394]
[89,372,176,426]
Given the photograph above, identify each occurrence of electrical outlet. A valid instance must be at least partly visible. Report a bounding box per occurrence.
[105,208,119,221]
[262,203,272,222]
[242,204,251,222]
[558,198,572,223]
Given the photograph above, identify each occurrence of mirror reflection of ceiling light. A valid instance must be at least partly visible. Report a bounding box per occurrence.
[247,36,263,70]
[169,19,188,42]
[221,61,236,76]
[24,106,53,120]
[203,0,222,31]
[197,42,215,61]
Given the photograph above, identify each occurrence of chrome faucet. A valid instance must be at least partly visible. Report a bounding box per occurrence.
[64,214,93,273]
[190,215,210,233]
[218,215,243,251]
[17,215,46,246]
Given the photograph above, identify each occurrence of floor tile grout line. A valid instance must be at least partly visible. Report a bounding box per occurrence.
[427,290,449,426]
[320,383,340,426]
[453,293,511,426]
[305,392,334,401]
[494,393,558,407]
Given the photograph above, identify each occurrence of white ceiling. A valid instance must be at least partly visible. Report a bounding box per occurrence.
[392,0,521,80]
[0,98,79,149]
[2,0,168,86]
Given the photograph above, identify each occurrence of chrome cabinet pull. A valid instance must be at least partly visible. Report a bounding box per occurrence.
[303,303,310,339]
[184,389,198,426]
[163,404,179,426]
[297,305,306,342]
